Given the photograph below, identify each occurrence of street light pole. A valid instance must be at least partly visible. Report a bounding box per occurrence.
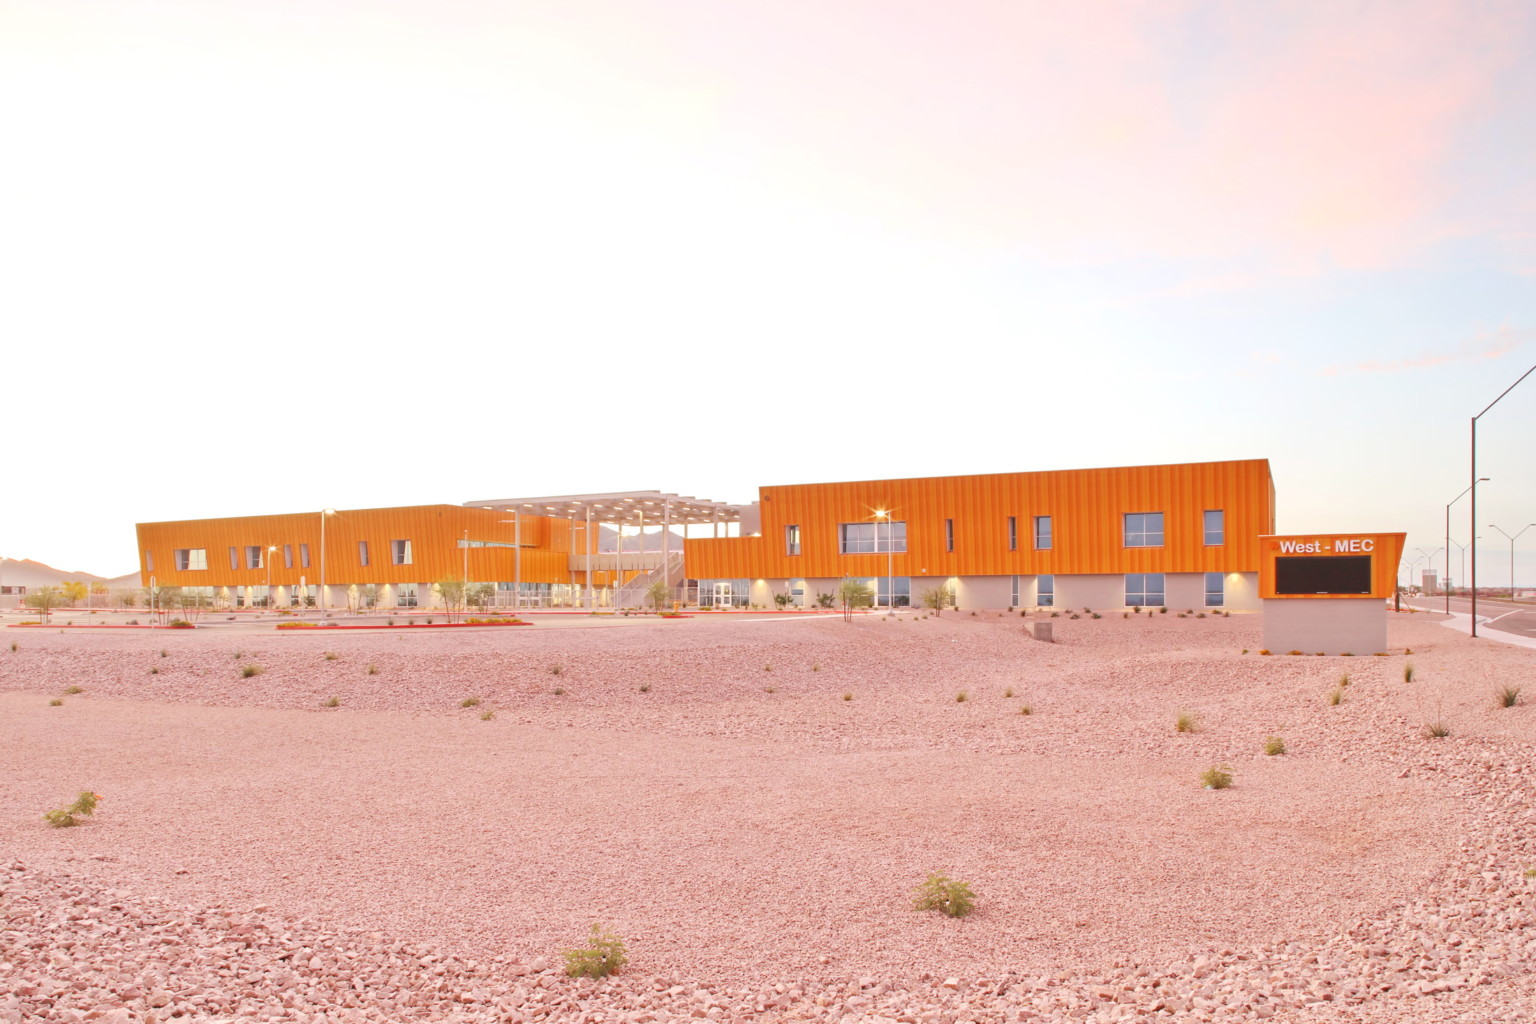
[1488,523,1535,601]
[1472,363,1536,636]
[1446,479,1487,614]
[319,508,336,612]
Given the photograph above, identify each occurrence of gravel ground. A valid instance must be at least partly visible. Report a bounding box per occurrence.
[2,609,1534,1022]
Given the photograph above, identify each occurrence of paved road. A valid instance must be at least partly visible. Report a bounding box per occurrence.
[1405,595,1536,639]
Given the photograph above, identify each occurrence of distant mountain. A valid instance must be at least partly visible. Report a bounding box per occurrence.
[0,558,114,588]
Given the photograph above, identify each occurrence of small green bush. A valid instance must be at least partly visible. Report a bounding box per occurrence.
[44,791,100,828]
[563,923,628,978]
[913,873,975,917]
[1200,766,1233,789]
[241,664,264,678]
[1404,662,1415,683]
[1175,710,1201,733]
[1496,685,1520,708]
[323,696,340,708]
[1423,720,1450,738]
[480,709,495,721]
[1327,687,1344,706]
[460,697,481,707]
[1264,735,1286,756]
[63,685,82,694]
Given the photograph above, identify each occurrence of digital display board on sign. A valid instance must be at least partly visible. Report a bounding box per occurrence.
[1274,554,1372,595]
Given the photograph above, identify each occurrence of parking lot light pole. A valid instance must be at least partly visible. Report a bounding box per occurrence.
[1489,523,1535,601]
[1446,479,1487,614]
[1472,363,1535,637]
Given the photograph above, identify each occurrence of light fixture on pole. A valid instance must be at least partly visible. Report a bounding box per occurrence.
[267,545,277,609]
[319,508,337,612]
[1471,363,1535,636]
[874,509,894,611]
[1488,523,1535,601]
[1446,479,1487,614]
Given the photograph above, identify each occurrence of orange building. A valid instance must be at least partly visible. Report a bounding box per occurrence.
[135,460,1276,612]
[682,459,1276,611]
[135,493,747,611]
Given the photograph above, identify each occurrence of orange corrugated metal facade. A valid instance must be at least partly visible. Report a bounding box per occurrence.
[135,505,613,588]
[684,459,1275,579]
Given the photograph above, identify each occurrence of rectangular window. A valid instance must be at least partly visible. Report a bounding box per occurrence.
[1125,572,1166,608]
[871,576,911,608]
[1011,575,1020,607]
[1204,509,1225,546]
[283,544,294,569]
[1007,516,1017,551]
[945,519,954,553]
[300,543,310,569]
[785,524,800,556]
[1037,574,1054,607]
[397,583,419,608]
[1205,572,1225,607]
[838,521,906,554]
[229,546,238,570]
[1124,512,1165,547]
[245,545,264,569]
[144,552,154,573]
[392,539,413,565]
[173,548,207,571]
[358,540,369,567]
[1034,515,1052,550]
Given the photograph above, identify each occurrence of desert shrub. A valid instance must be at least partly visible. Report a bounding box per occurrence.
[1338,673,1350,687]
[1070,613,1081,620]
[638,683,651,693]
[149,667,159,675]
[955,691,968,703]
[764,686,776,693]
[1241,648,1249,654]
[763,663,772,673]
[811,662,820,672]
[552,687,565,696]
[1259,649,1271,655]
[1018,703,1032,715]
[1264,735,1286,756]
[1200,766,1233,789]
[323,696,340,707]
[167,620,193,629]
[159,649,168,658]
[913,873,975,918]
[48,698,63,706]
[241,664,264,678]
[44,791,101,828]
[1196,612,1205,619]
[1404,663,1415,683]
[460,697,481,708]
[480,710,495,721]
[1003,687,1014,698]
[1159,607,1167,614]
[550,664,564,676]
[63,685,82,694]
[842,692,853,701]
[1287,650,1303,656]
[1423,720,1450,738]
[1496,685,1521,708]
[366,663,379,675]
[1327,687,1344,706]
[7,641,14,652]
[1175,710,1201,733]
[1091,613,1102,619]
[563,924,628,978]
[324,652,339,661]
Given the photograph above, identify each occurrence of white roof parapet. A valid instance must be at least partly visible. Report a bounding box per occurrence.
[464,490,744,524]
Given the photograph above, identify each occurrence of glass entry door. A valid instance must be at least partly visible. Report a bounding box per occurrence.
[714,581,734,607]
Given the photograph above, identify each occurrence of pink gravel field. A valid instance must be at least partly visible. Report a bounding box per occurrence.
[3,609,1535,1023]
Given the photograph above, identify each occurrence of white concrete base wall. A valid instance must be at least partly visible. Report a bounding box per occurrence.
[1051,575,1126,611]
[734,572,1262,612]
[1262,598,1388,655]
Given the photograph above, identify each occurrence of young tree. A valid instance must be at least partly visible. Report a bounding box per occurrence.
[838,578,874,622]
[60,581,89,607]
[646,578,671,612]
[469,582,495,613]
[23,585,66,620]
[89,581,108,609]
[436,578,468,621]
[921,584,955,616]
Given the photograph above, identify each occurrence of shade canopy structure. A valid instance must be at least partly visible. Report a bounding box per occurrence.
[464,491,744,526]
